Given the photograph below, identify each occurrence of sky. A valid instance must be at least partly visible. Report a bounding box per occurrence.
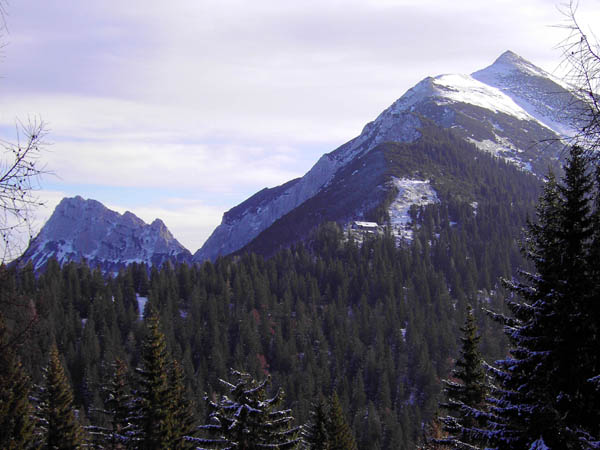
[1,0,599,255]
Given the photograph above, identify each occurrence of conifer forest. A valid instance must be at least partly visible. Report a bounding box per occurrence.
[2,3,600,448]
[1,138,599,448]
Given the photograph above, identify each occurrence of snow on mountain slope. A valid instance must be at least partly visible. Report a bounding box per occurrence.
[194,114,422,262]
[432,73,532,120]
[16,50,571,268]
[382,72,531,121]
[388,178,439,242]
[194,50,571,261]
[19,196,191,272]
[472,50,579,136]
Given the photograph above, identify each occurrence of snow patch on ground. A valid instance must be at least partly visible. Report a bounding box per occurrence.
[467,137,533,172]
[55,240,75,263]
[388,178,439,242]
[400,327,407,342]
[529,437,549,450]
[136,295,148,320]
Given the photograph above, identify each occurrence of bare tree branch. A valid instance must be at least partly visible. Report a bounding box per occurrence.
[0,0,7,32]
[0,117,49,262]
[0,1,43,351]
[556,0,600,159]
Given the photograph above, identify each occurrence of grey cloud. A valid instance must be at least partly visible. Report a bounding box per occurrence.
[2,0,597,252]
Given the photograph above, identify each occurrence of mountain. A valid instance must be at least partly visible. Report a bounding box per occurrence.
[194,50,576,262]
[9,50,583,450]
[18,196,192,272]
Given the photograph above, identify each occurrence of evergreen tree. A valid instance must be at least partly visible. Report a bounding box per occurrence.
[302,397,330,450]
[37,343,84,449]
[437,305,488,449]
[169,359,197,449]
[196,369,300,449]
[4,135,543,450]
[419,414,450,450]
[134,310,175,450]
[0,312,36,449]
[92,358,135,449]
[487,146,600,449]
[326,394,358,450]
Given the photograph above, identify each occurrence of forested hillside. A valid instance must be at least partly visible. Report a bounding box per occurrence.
[1,139,543,448]
[239,124,546,259]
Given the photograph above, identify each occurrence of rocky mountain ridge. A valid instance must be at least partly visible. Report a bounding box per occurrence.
[18,196,191,272]
[194,50,575,262]
[18,51,578,269]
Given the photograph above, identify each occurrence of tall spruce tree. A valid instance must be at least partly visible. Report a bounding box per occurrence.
[302,397,330,450]
[326,394,358,450]
[487,146,600,449]
[134,310,175,450]
[437,305,488,449]
[302,394,360,450]
[195,369,300,449]
[0,312,36,449]
[37,343,84,449]
[580,163,600,435]
[169,359,197,450]
[91,358,135,449]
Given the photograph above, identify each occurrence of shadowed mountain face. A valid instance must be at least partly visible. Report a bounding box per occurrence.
[19,196,192,272]
[194,51,573,262]
[18,51,576,269]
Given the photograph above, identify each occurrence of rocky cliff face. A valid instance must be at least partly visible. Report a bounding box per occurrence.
[194,50,573,262]
[19,196,192,272]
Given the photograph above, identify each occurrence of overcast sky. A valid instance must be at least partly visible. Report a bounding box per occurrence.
[1,0,598,254]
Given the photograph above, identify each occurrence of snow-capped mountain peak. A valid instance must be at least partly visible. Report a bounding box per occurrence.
[472,50,578,136]
[431,73,531,119]
[195,50,574,262]
[19,196,192,272]
[383,72,529,121]
[487,50,552,78]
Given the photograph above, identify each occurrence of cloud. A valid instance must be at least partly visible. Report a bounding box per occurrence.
[42,139,302,192]
[2,0,599,254]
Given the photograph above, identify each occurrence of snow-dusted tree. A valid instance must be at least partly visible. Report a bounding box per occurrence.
[195,369,301,449]
[437,305,489,449]
[588,164,600,397]
[36,343,84,449]
[486,146,600,449]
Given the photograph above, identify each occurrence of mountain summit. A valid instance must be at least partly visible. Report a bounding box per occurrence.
[472,50,577,136]
[194,51,575,262]
[19,196,192,272]
[18,51,576,269]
